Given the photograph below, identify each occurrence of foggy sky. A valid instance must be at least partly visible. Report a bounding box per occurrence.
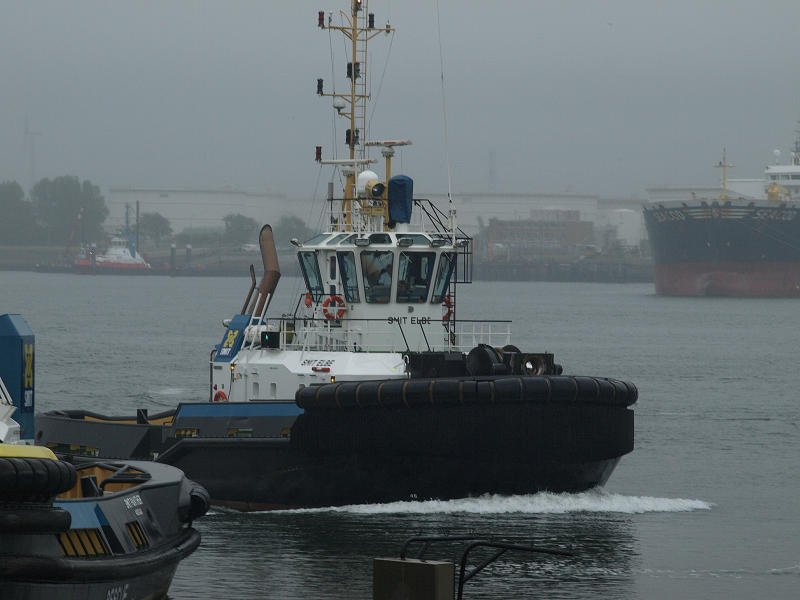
[2,0,800,204]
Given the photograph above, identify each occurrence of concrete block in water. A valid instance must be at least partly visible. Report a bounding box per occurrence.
[373,557,453,600]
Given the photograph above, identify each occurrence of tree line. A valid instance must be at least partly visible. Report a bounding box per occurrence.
[0,176,314,250]
[0,176,106,246]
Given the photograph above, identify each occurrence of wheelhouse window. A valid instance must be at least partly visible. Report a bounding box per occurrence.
[431,253,456,303]
[326,233,350,245]
[396,234,430,246]
[360,250,393,303]
[298,251,324,301]
[368,233,392,244]
[337,251,360,303]
[338,234,358,245]
[303,233,330,245]
[396,252,435,303]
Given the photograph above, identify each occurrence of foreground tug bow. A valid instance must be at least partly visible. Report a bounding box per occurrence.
[36,1,636,510]
[0,337,209,600]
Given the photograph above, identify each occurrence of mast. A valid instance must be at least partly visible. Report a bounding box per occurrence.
[714,147,734,201]
[793,121,800,166]
[316,1,394,231]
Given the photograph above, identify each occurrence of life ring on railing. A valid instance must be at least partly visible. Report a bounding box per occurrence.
[442,295,453,321]
[305,292,312,307]
[322,295,346,320]
[212,390,228,403]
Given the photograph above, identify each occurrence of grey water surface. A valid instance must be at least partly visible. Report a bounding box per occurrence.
[2,271,798,599]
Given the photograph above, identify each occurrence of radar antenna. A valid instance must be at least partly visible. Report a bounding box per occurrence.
[315,1,395,230]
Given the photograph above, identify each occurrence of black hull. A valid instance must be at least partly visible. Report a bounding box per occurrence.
[643,202,800,295]
[0,528,199,600]
[37,375,635,509]
[161,437,622,510]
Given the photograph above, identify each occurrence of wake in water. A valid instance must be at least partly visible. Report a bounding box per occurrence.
[275,488,713,515]
[148,387,190,396]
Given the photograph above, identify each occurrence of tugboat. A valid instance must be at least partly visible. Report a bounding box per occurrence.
[0,316,208,599]
[36,1,637,510]
[74,205,151,274]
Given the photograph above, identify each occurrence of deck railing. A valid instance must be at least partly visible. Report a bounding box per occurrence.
[644,202,800,223]
[244,317,511,354]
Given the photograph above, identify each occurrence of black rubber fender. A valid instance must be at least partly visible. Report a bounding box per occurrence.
[432,379,461,406]
[0,457,77,501]
[521,376,551,401]
[456,379,479,404]
[404,379,433,406]
[546,376,581,402]
[316,383,339,408]
[493,377,524,402]
[334,381,361,409]
[0,504,72,534]
[379,380,404,407]
[355,380,382,408]
[595,378,617,403]
[296,375,638,410]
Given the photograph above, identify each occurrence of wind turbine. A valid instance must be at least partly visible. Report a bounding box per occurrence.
[24,116,42,193]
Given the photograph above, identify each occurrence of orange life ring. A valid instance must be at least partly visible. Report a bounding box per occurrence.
[442,295,453,321]
[322,295,346,320]
[212,390,228,403]
[305,292,312,307]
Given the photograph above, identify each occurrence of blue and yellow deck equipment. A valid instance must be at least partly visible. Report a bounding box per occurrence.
[0,314,35,440]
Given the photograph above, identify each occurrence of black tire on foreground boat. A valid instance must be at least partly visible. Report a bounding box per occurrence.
[0,457,77,501]
[0,503,72,534]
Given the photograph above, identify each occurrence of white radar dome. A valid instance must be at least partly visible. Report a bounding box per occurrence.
[357,170,380,194]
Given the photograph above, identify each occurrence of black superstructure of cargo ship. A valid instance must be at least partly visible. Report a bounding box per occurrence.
[644,144,800,297]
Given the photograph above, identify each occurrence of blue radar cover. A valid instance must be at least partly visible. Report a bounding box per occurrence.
[388,175,413,223]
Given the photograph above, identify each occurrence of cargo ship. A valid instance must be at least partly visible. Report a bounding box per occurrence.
[643,142,800,296]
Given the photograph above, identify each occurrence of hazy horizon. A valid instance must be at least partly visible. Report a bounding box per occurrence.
[2,0,799,201]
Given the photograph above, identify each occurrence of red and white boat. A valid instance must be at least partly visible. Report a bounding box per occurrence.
[74,236,151,274]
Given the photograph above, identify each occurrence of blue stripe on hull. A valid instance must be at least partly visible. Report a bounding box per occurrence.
[176,402,303,418]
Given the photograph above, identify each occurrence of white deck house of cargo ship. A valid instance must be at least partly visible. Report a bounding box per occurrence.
[765,164,800,197]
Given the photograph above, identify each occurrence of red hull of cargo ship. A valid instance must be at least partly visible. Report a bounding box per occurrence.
[654,263,800,297]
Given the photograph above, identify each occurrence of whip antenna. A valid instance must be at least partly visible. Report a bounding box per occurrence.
[434,0,456,239]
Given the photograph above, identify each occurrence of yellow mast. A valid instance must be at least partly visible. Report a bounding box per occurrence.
[714,147,734,201]
[317,1,394,230]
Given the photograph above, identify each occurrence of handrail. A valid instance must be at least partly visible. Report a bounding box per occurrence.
[456,540,572,600]
[240,316,511,353]
[399,535,573,600]
[245,316,512,324]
